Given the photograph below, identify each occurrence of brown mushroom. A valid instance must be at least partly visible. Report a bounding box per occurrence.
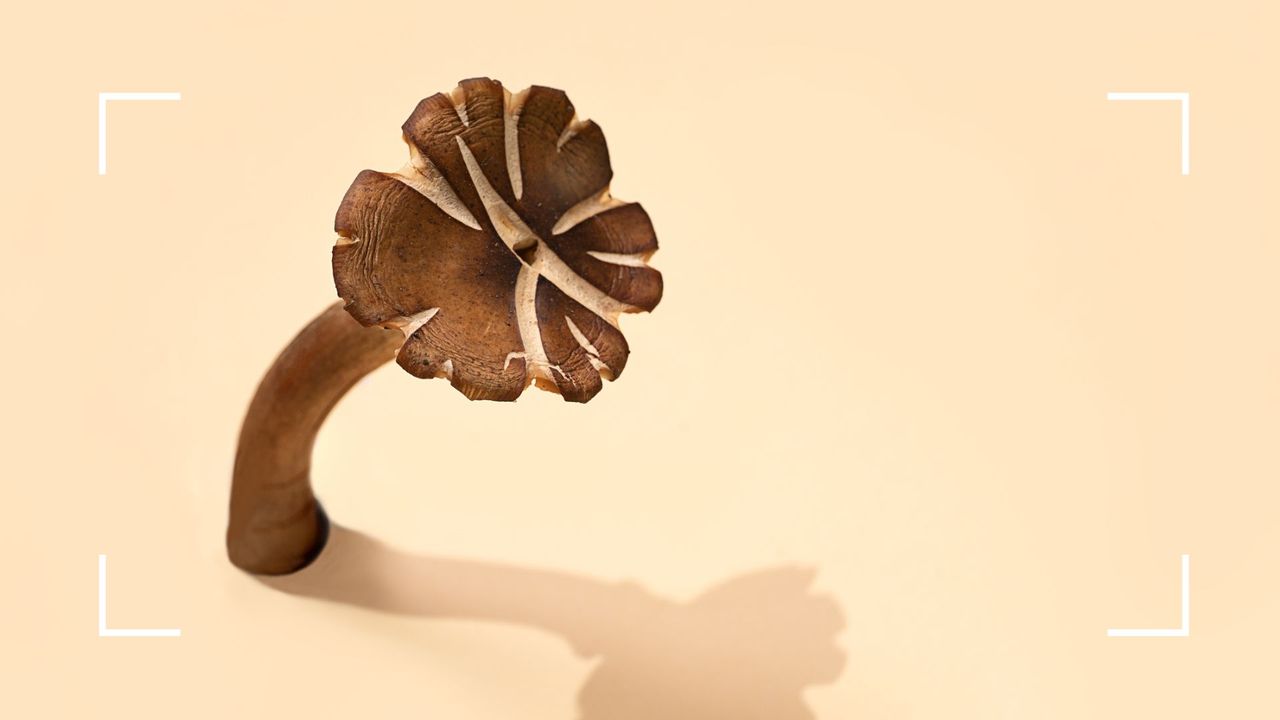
[227,78,662,575]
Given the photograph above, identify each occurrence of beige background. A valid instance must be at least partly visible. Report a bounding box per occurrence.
[3,0,1279,717]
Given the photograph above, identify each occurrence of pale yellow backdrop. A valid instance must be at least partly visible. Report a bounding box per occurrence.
[3,0,1278,717]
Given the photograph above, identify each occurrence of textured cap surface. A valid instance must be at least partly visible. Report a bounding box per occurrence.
[333,78,662,402]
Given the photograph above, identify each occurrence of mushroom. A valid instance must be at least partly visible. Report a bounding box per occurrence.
[227,78,662,575]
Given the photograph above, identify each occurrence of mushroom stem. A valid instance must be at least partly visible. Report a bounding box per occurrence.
[227,302,403,575]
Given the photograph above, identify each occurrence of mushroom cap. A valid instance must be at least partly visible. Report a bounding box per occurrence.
[333,78,662,402]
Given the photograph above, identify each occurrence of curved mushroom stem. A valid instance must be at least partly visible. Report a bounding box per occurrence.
[227,302,403,575]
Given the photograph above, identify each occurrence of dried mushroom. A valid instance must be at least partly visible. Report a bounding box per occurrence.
[227,79,662,575]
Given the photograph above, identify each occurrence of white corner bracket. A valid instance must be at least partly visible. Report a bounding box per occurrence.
[1105,92,1190,175]
[98,555,181,638]
[1107,554,1190,638]
[97,92,182,175]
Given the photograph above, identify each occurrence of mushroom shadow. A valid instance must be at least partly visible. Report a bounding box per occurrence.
[263,526,847,719]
